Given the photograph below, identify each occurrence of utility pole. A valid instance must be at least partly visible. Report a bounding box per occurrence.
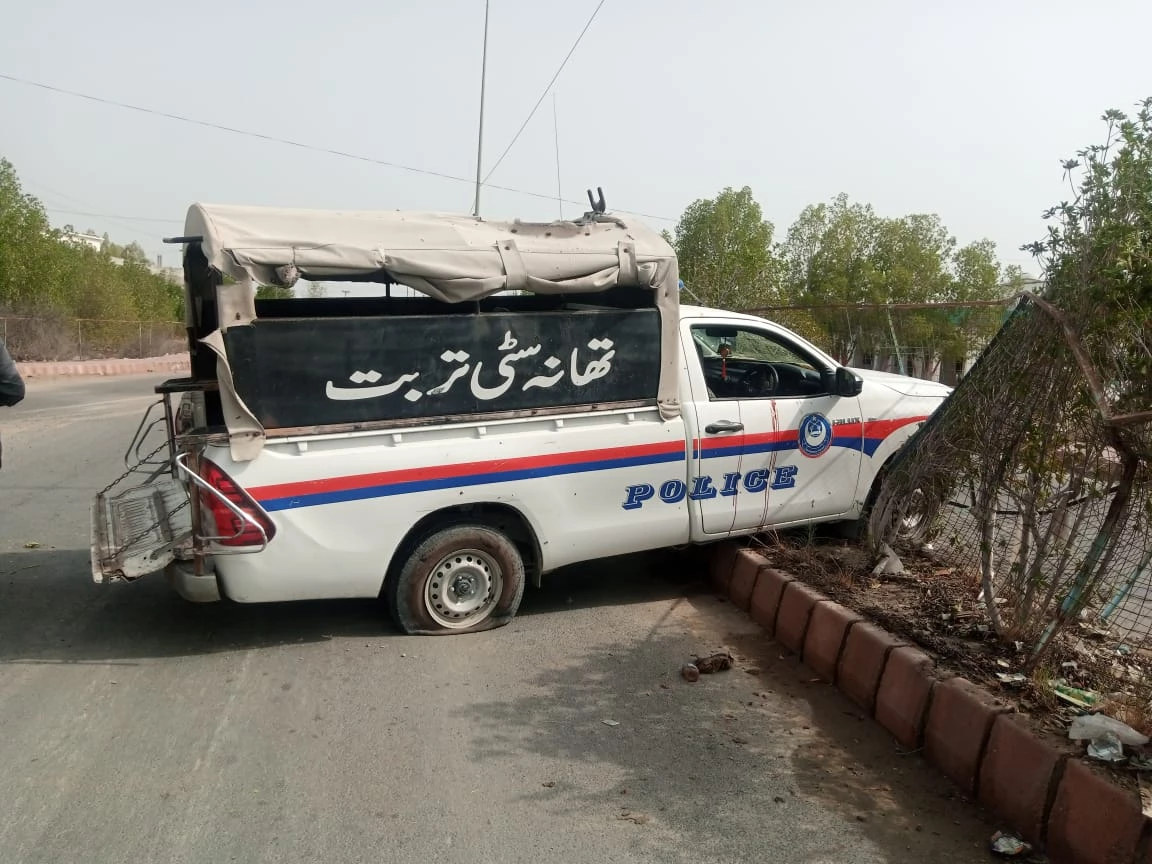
[472,0,490,218]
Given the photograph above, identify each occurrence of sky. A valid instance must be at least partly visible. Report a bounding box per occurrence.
[2,0,1150,281]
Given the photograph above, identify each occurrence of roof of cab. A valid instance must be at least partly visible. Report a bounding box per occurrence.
[679,303,770,322]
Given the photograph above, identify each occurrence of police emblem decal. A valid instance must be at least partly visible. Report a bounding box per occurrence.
[797,413,834,458]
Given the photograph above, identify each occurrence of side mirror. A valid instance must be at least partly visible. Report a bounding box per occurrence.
[836,367,863,397]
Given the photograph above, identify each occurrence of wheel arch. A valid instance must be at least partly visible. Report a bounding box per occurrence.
[838,429,921,542]
[381,502,544,597]
[854,416,930,508]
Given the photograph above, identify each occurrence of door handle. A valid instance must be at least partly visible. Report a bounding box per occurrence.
[705,420,744,434]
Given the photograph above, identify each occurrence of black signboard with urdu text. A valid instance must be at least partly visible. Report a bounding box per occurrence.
[223,309,662,429]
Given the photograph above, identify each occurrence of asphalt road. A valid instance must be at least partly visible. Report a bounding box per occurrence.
[0,375,995,864]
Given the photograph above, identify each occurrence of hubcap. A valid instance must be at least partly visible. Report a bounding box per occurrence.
[423,548,503,629]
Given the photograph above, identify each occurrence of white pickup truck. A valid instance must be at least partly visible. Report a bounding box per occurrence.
[91,201,949,635]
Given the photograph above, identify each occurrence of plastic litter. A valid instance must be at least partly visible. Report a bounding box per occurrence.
[1086,732,1126,763]
[1129,752,1152,771]
[681,663,700,682]
[872,542,906,577]
[602,719,620,727]
[990,831,1031,857]
[1068,713,1149,747]
[1051,680,1098,710]
[996,672,1028,687]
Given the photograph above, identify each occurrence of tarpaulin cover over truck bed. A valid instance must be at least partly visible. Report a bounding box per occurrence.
[182,203,682,460]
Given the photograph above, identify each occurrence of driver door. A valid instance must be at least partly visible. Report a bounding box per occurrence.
[689,321,863,532]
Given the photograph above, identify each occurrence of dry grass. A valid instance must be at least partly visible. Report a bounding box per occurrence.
[4,317,184,361]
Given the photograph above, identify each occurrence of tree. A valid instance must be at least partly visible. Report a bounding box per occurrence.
[868,98,1152,664]
[123,241,149,264]
[1017,99,1152,429]
[305,281,328,299]
[668,186,781,309]
[775,193,1019,373]
[255,284,294,301]
[0,156,185,351]
[0,157,60,312]
[779,194,883,361]
[783,195,884,310]
[951,239,1002,302]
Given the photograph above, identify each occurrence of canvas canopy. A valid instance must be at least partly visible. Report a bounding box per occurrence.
[182,203,683,459]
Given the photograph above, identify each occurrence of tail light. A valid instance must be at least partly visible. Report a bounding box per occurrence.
[197,458,276,548]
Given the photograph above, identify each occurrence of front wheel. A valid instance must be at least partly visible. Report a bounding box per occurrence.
[855,481,935,549]
[838,474,934,548]
[388,524,525,635]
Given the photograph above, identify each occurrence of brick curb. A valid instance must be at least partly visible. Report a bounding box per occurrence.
[16,355,190,379]
[709,541,1150,864]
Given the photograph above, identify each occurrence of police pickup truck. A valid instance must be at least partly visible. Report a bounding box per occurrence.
[90,201,950,635]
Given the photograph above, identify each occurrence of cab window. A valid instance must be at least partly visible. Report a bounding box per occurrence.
[691,324,828,400]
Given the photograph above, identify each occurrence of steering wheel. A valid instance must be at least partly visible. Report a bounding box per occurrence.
[743,364,779,397]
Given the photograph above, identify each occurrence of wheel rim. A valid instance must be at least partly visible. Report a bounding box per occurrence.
[897,488,928,538]
[423,548,503,629]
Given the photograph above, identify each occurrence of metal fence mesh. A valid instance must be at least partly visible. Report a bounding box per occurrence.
[1,317,186,361]
[868,293,1152,729]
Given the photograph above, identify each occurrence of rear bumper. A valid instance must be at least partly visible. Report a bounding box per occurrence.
[165,559,221,603]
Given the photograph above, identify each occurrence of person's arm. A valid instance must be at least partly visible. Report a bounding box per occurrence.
[0,340,26,407]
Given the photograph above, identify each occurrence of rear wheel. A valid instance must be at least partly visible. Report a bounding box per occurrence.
[388,524,525,635]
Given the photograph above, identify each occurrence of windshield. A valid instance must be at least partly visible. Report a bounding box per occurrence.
[691,327,817,371]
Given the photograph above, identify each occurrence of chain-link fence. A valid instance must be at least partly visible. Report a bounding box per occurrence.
[0,317,186,362]
[871,292,1152,732]
[746,300,1017,384]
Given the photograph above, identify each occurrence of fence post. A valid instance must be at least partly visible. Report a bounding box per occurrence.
[139,322,144,358]
[77,319,83,361]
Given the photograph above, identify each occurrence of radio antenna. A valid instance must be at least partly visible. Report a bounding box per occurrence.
[471,0,491,218]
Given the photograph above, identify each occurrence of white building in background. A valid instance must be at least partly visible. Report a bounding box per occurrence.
[61,229,103,251]
[150,254,183,285]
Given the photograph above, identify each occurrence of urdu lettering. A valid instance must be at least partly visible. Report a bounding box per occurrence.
[324,329,618,403]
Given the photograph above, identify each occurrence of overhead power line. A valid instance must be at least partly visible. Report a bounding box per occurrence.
[45,207,181,224]
[0,70,673,222]
[481,0,607,184]
[26,177,186,236]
